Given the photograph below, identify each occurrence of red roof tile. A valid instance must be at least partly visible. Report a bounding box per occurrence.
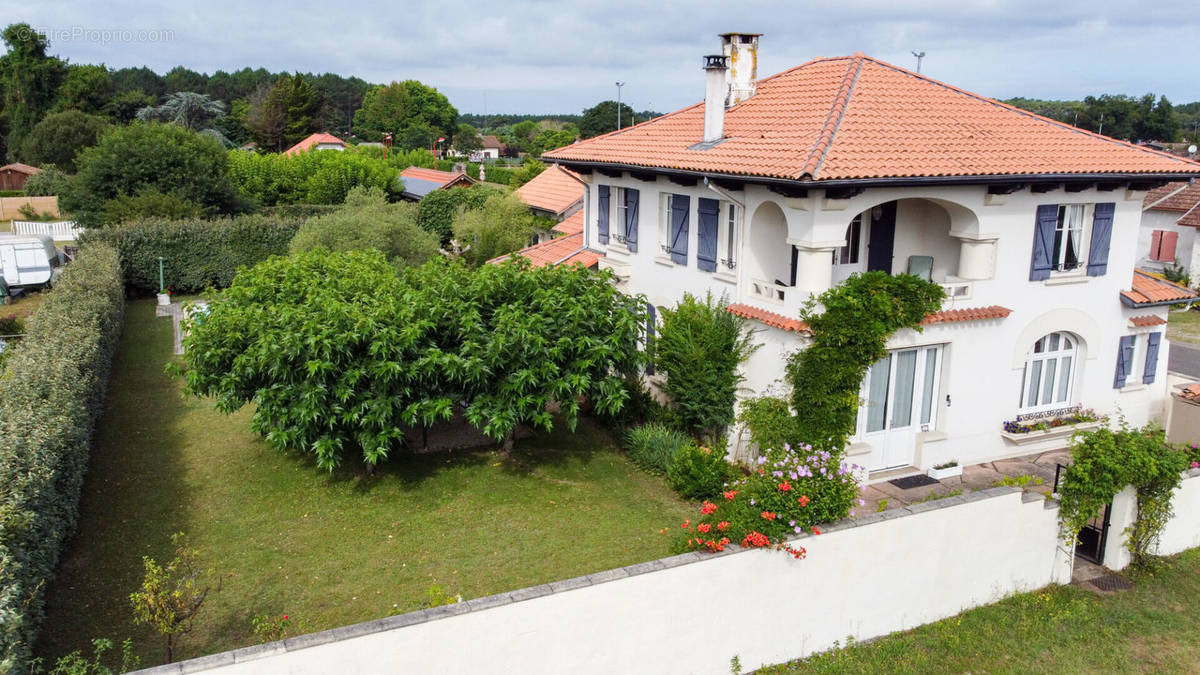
[399,166,476,186]
[545,54,1200,181]
[1129,314,1167,327]
[516,165,584,215]
[727,303,1011,333]
[487,232,602,269]
[922,305,1012,325]
[481,135,505,150]
[1145,181,1200,212]
[1122,269,1198,306]
[552,210,584,235]
[1179,384,1200,402]
[727,303,809,333]
[283,133,346,156]
[0,162,41,175]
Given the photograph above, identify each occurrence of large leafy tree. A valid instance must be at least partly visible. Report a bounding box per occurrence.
[278,73,323,146]
[56,64,115,116]
[579,100,635,138]
[19,110,109,172]
[311,72,371,137]
[0,23,66,157]
[106,90,157,124]
[61,122,241,226]
[181,251,647,470]
[452,123,482,154]
[112,66,166,99]
[453,191,536,266]
[163,66,208,94]
[352,80,458,145]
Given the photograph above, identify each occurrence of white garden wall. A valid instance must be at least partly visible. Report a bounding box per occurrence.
[137,487,1072,675]
[1091,468,1200,571]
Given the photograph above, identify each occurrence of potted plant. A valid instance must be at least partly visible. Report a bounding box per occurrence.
[157,286,172,306]
[928,460,962,480]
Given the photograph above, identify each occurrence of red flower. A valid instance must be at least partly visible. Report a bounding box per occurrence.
[697,522,711,533]
[283,614,289,620]
[761,511,776,521]
[742,531,770,548]
[701,501,718,515]
[813,527,822,535]
[797,494,810,507]
[681,519,690,529]
[723,490,737,500]
[717,521,730,531]
[777,482,792,492]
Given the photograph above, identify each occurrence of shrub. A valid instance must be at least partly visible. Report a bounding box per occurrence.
[18,110,110,173]
[82,214,301,294]
[657,292,758,442]
[61,122,243,228]
[289,186,439,267]
[227,147,401,207]
[452,191,536,266]
[675,444,861,556]
[0,244,125,671]
[99,187,204,225]
[22,167,71,197]
[416,184,497,246]
[737,396,803,456]
[624,423,692,474]
[668,442,737,500]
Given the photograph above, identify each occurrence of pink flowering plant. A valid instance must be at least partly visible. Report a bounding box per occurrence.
[674,443,861,557]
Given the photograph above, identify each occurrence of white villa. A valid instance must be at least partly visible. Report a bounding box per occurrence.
[544,33,1200,478]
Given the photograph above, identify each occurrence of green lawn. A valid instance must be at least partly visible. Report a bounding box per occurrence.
[37,299,692,667]
[1168,308,1200,347]
[762,548,1200,674]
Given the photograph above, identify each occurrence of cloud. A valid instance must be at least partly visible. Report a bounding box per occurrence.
[6,0,1198,113]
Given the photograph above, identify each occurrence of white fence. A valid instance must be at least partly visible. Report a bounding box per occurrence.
[11,220,84,242]
[1102,467,1200,570]
[138,487,1076,674]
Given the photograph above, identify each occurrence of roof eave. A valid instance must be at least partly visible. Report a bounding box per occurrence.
[547,158,1200,190]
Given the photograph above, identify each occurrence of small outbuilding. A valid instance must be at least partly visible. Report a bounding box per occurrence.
[0,163,41,191]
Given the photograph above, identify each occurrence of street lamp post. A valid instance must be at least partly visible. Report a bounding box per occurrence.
[911,51,926,74]
[615,82,626,130]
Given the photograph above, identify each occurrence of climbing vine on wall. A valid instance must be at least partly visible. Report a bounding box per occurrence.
[1058,422,1189,567]
[784,271,945,453]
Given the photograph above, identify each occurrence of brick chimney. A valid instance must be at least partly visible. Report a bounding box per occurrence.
[720,32,761,107]
[702,54,729,143]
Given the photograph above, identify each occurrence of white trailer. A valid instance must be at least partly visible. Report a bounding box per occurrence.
[0,233,64,288]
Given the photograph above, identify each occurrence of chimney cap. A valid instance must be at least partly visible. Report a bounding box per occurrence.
[704,54,729,70]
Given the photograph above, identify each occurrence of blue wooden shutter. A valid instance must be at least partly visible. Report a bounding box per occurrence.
[1143,332,1162,384]
[1087,202,1115,277]
[597,185,610,244]
[697,198,719,272]
[1114,335,1136,388]
[1030,204,1057,281]
[669,194,690,264]
[645,302,656,375]
[625,188,640,252]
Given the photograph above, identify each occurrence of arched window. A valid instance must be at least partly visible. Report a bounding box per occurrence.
[1020,332,1077,411]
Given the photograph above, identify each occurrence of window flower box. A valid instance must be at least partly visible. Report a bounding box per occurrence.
[927,462,962,480]
[1000,409,1103,446]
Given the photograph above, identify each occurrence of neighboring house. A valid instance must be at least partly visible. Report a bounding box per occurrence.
[0,163,40,191]
[1138,181,1200,273]
[515,165,585,242]
[480,135,506,160]
[544,33,1200,475]
[283,132,348,156]
[487,227,601,269]
[398,166,478,201]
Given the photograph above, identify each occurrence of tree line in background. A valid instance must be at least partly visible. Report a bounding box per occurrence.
[1004,94,1200,145]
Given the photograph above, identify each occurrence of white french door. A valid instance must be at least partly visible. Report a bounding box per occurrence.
[832,215,866,284]
[858,346,943,471]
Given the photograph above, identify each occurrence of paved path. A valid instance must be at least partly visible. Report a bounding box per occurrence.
[1169,342,1200,379]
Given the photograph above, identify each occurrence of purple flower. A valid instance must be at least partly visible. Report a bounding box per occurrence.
[750,498,756,505]
[789,520,796,526]
[793,526,802,534]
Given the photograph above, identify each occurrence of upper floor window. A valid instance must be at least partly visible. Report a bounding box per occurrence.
[1052,205,1086,272]
[1020,332,1076,411]
[837,215,863,265]
[1030,202,1114,281]
[718,201,740,271]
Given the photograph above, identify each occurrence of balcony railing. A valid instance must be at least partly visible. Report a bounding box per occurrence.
[748,278,788,305]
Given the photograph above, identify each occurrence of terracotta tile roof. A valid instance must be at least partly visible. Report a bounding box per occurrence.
[1129,314,1167,327]
[399,166,477,199]
[481,135,505,150]
[487,232,602,269]
[1121,269,1198,307]
[400,166,474,185]
[727,303,810,333]
[283,132,346,156]
[0,162,41,175]
[1179,383,1200,402]
[552,210,584,235]
[922,305,1012,325]
[516,165,584,215]
[544,54,1200,182]
[727,302,1011,333]
[1145,181,1200,211]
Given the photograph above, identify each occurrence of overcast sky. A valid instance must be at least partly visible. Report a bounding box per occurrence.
[6,1,1198,115]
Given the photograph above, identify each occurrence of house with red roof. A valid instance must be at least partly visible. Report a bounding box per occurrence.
[0,163,41,191]
[1138,181,1200,274]
[543,32,1200,475]
[283,133,348,156]
[398,166,478,201]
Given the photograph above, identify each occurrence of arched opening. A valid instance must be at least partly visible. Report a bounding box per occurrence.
[1019,331,1079,412]
[832,198,965,284]
[746,201,792,304]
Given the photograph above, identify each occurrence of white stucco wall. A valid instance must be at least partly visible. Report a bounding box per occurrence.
[137,488,1072,675]
[581,174,1170,470]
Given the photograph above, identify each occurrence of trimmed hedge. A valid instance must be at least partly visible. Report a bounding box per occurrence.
[0,244,125,672]
[83,215,302,294]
